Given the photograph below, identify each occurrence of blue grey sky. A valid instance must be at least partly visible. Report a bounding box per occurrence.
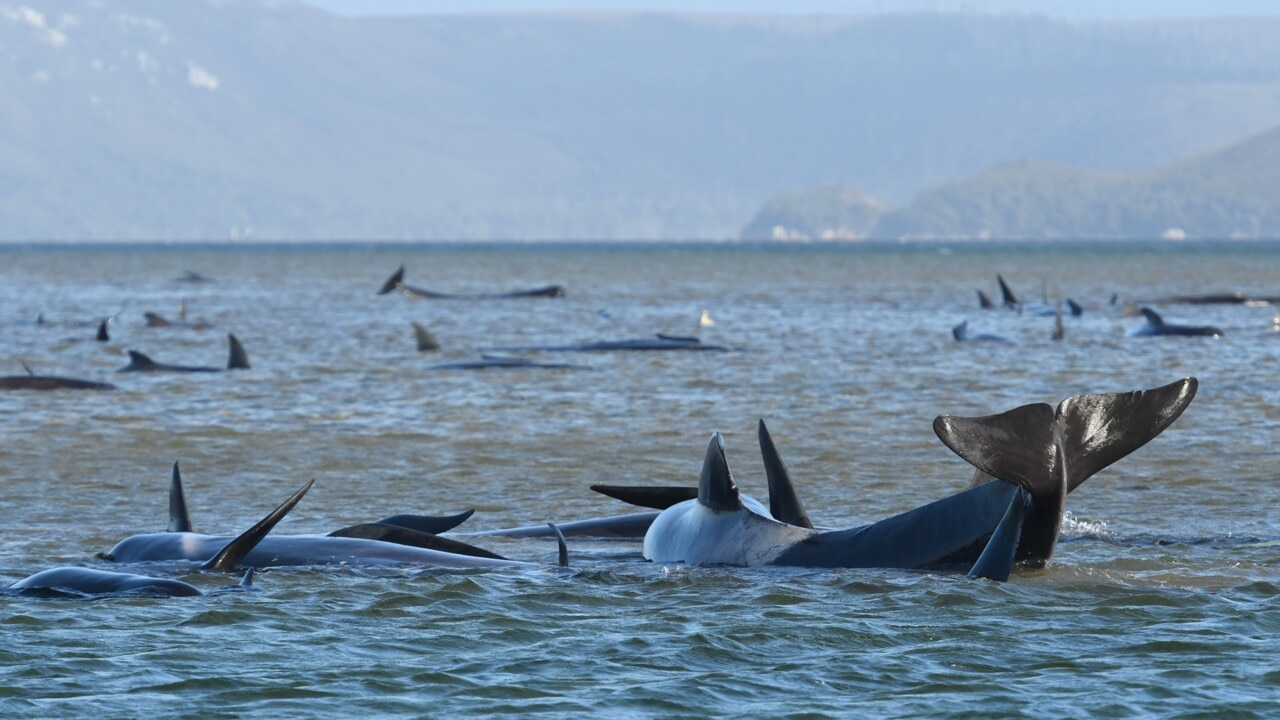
[304,0,1280,19]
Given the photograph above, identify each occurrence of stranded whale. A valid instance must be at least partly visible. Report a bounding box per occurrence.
[104,466,568,570]
[10,477,315,598]
[1130,308,1223,337]
[377,265,565,300]
[0,363,115,391]
[119,334,250,372]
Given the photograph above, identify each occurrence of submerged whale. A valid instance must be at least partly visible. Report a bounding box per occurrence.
[485,334,729,353]
[1130,308,1223,337]
[429,355,590,371]
[119,334,250,372]
[0,363,115,391]
[377,265,565,300]
[952,321,1011,343]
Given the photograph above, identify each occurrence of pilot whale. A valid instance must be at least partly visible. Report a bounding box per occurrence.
[596,379,1196,570]
[641,428,1038,581]
[10,477,314,597]
[0,363,115,391]
[1130,308,1223,337]
[104,467,568,570]
[485,334,729,353]
[7,567,255,598]
[119,334,250,372]
[377,265,565,299]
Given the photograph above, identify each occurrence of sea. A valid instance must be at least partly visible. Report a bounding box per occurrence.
[1,240,1278,718]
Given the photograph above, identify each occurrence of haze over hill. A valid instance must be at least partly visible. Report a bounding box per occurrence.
[5,0,1280,240]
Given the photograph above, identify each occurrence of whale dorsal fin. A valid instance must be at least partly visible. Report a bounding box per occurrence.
[377,265,406,295]
[997,274,1019,308]
[977,289,993,309]
[698,432,742,512]
[239,568,254,587]
[144,312,170,327]
[1066,298,1083,316]
[589,485,697,509]
[1140,307,1165,327]
[1054,377,1197,493]
[933,402,1058,500]
[168,461,193,533]
[757,419,813,529]
[952,321,969,341]
[227,334,250,370]
[96,319,109,342]
[412,322,441,352]
[202,479,313,572]
[124,351,158,371]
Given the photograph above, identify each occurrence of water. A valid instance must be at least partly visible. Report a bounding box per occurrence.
[2,240,1280,717]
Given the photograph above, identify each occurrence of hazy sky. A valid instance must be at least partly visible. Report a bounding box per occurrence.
[304,0,1280,19]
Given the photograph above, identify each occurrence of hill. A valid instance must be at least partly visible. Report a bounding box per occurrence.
[7,2,1280,239]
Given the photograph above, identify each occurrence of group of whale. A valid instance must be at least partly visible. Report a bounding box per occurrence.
[955,274,1239,342]
[7,377,1197,597]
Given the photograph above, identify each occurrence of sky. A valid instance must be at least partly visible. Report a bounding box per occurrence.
[304,0,1280,20]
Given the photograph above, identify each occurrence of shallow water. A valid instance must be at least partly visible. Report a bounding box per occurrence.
[2,240,1279,717]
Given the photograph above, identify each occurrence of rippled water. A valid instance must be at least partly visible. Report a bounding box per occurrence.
[2,241,1279,717]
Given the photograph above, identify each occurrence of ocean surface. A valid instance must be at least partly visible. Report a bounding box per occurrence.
[1,240,1279,718]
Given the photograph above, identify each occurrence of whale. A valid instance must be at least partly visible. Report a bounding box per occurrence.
[163,460,500,559]
[1130,308,1223,337]
[640,428,1038,581]
[377,265,565,300]
[495,380,1197,556]
[103,466,568,570]
[7,567,255,599]
[119,334,250,372]
[429,355,590,371]
[952,321,1011,343]
[988,275,1083,317]
[10,477,315,598]
[484,334,729,353]
[0,363,115,391]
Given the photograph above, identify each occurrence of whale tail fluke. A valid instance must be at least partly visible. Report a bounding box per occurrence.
[1054,377,1198,493]
[377,265,406,295]
[933,402,1059,500]
[227,334,250,370]
[698,433,742,512]
[757,420,814,529]
[168,461,193,533]
[202,479,314,572]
